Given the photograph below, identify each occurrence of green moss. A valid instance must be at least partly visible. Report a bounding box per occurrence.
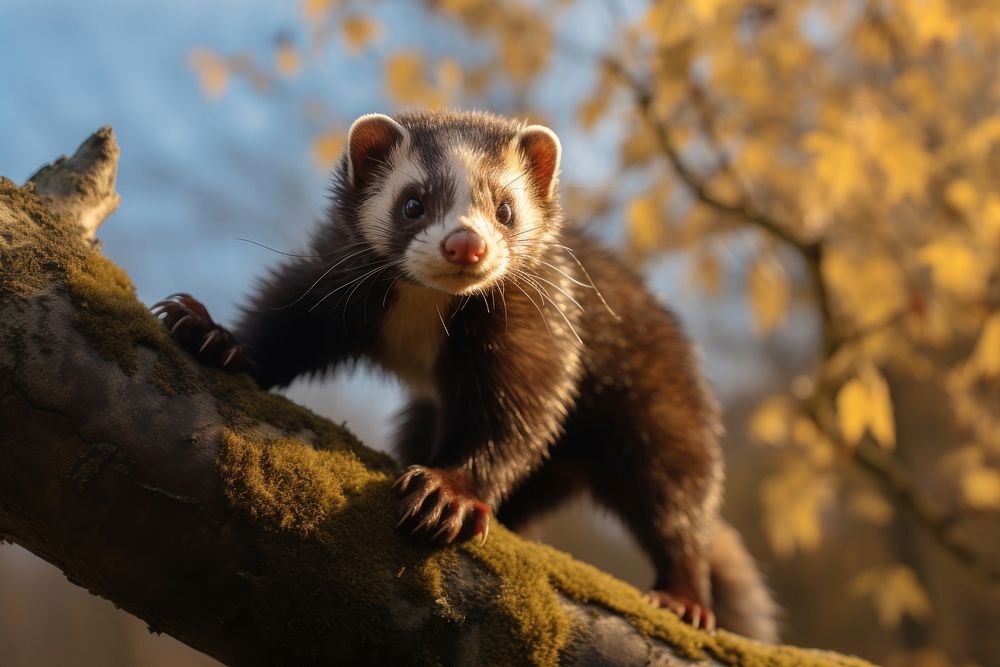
[0,178,86,297]
[66,258,175,374]
[465,527,874,666]
[464,529,673,666]
[219,428,382,534]
[211,371,396,472]
[217,425,475,663]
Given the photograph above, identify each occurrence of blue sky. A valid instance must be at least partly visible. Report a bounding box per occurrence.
[0,0,808,448]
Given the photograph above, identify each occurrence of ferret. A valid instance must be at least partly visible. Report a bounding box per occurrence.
[154,110,778,641]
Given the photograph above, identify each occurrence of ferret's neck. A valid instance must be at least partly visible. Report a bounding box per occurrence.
[377,282,453,399]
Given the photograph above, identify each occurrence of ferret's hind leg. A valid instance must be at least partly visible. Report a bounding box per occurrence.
[585,424,720,632]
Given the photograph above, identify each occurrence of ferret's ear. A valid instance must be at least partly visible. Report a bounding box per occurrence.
[517,124,561,200]
[347,113,408,190]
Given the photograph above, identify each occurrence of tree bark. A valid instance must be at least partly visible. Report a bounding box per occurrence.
[0,129,871,666]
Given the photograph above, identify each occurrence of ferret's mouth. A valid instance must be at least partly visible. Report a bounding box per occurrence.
[421,266,504,295]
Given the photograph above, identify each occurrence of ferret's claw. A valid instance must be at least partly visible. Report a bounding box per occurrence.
[170,314,193,335]
[152,292,254,375]
[393,466,425,495]
[393,466,491,547]
[413,497,446,534]
[392,475,406,493]
[645,589,715,633]
[397,496,425,527]
[431,513,462,544]
[198,330,220,353]
[398,480,439,528]
[476,512,490,546]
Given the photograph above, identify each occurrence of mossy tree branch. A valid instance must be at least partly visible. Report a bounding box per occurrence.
[0,129,871,666]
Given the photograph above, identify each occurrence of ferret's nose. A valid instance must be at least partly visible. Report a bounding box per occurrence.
[441,230,487,265]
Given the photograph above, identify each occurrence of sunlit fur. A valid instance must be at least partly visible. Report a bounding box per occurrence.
[224,110,778,642]
[353,120,550,297]
[357,141,427,256]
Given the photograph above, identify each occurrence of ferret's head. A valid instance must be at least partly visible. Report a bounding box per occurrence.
[341,110,562,295]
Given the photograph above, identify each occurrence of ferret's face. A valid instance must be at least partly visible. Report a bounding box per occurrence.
[346,113,561,296]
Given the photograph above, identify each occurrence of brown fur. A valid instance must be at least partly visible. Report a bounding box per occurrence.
[155,110,778,641]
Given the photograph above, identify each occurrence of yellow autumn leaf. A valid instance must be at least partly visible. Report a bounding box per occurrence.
[275,43,301,78]
[619,123,659,167]
[961,116,1000,158]
[748,256,789,337]
[384,51,428,105]
[688,250,722,296]
[968,313,1000,378]
[836,366,896,449]
[301,0,332,21]
[975,195,1000,243]
[901,0,960,46]
[836,377,869,446]
[848,487,894,526]
[854,20,893,64]
[792,417,836,466]
[736,137,777,178]
[865,367,896,449]
[498,13,551,85]
[436,58,462,96]
[627,196,661,257]
[312,130,344,169]
[851,565,931,628]
[761,461,836,557]
[644,3,695,46]
[961,467,1000,510]
[749,395,793,447]
[919,238,989,301]
[341,16,380,54]
[945,179,978,213]
[437,0,483,16]
[863,118,931,204]
[686,0,731,24]
[461,64,493,96]
[892,69,939,117]
[188,48,229,99]
[577,93,609,131]
[803,131,867,209]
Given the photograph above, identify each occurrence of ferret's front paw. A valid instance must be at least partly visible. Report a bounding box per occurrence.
[393,465,491,546]
[645,589,716,632]
[152,293,252,373]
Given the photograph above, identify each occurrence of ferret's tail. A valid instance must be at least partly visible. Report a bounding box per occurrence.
[709,521,781,643]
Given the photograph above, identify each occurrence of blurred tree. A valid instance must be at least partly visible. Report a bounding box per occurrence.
[187,1,1000,664]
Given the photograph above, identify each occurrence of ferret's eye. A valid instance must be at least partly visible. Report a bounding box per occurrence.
[496,202,513,226]
[402,198,425,220]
